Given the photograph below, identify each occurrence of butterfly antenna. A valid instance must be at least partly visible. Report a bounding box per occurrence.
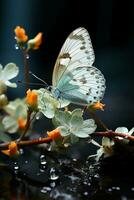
[18,80,46,87]
[29,71,49,88]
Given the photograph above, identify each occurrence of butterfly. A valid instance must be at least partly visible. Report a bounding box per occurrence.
[50,27,106,106]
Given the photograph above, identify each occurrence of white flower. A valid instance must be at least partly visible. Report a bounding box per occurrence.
[0,63,19,88]
[115,127,134,136]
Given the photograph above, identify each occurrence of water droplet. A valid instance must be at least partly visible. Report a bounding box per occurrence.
[131,187,134,191]
[25,160,28,164]
[50,181,56,188]
[72,158,77,162]
[50,168,59,180]
[84,191,88,196]
[39,155,47,172]
[26,54,29,59]
[13,162,19,174]
[19,148,24,154]
[15,44,19,50]
[108,188,112,192]
[40,155,47,165]
[41,186,51,193]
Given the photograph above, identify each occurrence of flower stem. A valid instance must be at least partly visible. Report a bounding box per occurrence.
[22,48,29,92]
[87,108,109,131]
[18,109,35,142]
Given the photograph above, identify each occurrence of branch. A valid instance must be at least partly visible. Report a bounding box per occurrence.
[0,136,52,150]
[93,130,134,141]
[17,109,33,142]
[22,48,29,92]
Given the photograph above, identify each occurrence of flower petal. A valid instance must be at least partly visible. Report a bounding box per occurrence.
[128,127,134,135]
[0,64,3,79]
[5,81,17,88]
[2,63,19,80]
[2,116,18,133]
[58,126,70,136]
[115,127,128,134]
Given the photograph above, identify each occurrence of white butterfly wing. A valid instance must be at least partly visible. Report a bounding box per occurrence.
[52,27,106,105]
[52,27,95,86]
[56,65,105,105]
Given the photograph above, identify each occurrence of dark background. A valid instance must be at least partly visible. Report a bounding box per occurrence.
[0,0,134,129]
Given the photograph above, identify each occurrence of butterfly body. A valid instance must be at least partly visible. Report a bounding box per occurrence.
[51,27,106,106]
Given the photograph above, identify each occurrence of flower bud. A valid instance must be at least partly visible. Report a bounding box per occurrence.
[47,129,61,140]
[2,142,19,157]
[14,26,28,43]
[28,33,42,50]
[0,94,8,108]
[26,89,38,108]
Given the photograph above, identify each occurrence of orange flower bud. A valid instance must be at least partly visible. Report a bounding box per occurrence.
[28,32,43,50]
[91,101,105,111]
[2,142,19,157]
[14,26,28,43]
[47,129,61,140]
[18,117,27,129]
[26,89,38,106]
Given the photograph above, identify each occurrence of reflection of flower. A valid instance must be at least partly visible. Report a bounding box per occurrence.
[91,137,115,162]
[53,109,97,143]
[2,142,19,157]
[47,129,61,140]
[28,32,42,50]
[26,89,38,107]
[2,99,27,133]
[90,101,105,111]
[14,26,28,43]
[0,63,19,91]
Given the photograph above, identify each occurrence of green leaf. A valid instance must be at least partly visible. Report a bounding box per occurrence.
[0,132,11,142]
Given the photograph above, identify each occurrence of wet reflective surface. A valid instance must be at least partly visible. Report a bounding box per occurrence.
[1,145,134,200]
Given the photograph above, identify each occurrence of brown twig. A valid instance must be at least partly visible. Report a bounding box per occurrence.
[0,131,134,151]
[22,48,29,92]
[94,130,134,141]
[18,110,36,142]
[0,137,52,150]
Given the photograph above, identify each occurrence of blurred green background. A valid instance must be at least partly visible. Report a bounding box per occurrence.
[0,0,134,129]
